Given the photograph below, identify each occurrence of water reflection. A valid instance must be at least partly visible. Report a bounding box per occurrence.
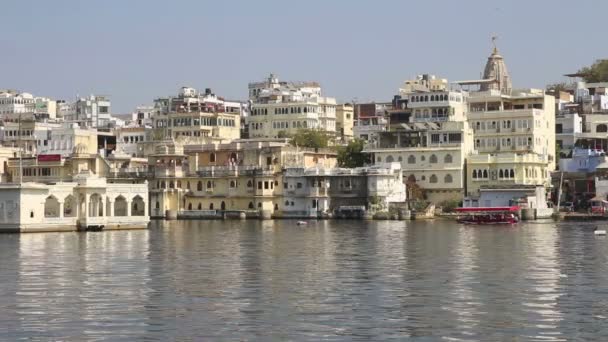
[0,220,608,340]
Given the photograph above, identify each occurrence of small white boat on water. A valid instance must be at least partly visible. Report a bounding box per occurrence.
[296,221,308,226]
[594,229,606,236]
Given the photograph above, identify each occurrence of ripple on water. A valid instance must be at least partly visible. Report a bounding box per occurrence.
[0,221,608,340]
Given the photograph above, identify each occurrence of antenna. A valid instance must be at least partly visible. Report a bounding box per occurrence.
[491,34,498,53]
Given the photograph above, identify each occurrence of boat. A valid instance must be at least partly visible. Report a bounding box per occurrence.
[296,221,308,226]
[454,206,520,225]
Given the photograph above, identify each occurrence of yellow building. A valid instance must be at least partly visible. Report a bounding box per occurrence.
[335,104,354,142]
[148,139,337,219]
[458,45,556,197]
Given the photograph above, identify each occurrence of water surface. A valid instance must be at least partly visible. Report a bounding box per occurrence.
[1,219,607,341]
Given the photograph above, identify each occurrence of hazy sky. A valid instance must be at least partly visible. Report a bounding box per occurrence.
[1,0,606,113]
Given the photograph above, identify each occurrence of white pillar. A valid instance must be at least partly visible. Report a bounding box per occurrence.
[127,200,132,216]
[58,201,64,218]
[109,200,114,217]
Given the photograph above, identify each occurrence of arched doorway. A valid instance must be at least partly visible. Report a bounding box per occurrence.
[64,195,76,217]
[114,195,128,216]
[89,194,103,217]
[221,201,226,210]
[132,196,145,216]
[44,195,60,218]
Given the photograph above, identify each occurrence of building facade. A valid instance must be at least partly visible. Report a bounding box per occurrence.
[247,74,337,138]
[152,87,241,142]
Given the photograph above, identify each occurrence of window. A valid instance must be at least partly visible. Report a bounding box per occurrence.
[207,181,212,189]
[210,153,216,163]
[258,181,262,190]
[297,182,302,189]
[597,124,608,133]
[247,180,253,187]
[444,174,453,183]
[197,181,203,191]
[444,154,453,163]
[429,154,438,163]
[408,155,416,164]
[429,175,438,183]
[230,180,236,188]
[264,181,269,189]
[386,155,394,163]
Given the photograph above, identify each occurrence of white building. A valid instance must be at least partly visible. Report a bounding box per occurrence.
[0,172,149,232]
[365,75,473,203]
[63,95,112,128]
[281,163,406,218]
[247,74,337,138]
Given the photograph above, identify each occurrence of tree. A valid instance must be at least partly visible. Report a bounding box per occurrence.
[337,139,369,168]
[289,129,330,149]
[577,59,608,83]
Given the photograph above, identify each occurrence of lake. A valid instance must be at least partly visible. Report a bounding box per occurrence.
[1,219,607,341]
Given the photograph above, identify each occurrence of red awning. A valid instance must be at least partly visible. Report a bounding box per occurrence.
[455,206,520,212]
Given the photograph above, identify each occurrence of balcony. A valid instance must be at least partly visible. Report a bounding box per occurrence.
[196,165,276,177]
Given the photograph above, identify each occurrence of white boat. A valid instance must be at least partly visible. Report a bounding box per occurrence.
[296,221,307,226]
[594,229,606,236]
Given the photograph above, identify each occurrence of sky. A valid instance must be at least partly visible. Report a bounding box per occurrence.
[1,0,606,113]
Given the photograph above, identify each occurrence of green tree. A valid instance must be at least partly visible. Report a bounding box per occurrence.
[577,59,608,83]
[337,139,369,168]
[289,129,330,149]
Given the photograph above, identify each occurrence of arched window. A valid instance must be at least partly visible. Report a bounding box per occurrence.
[169,181,174,189]
[187,181,190,190]
[132,196,145,216]
[197,203,202,210]
[483,169,488,178]
[247,180,253,187]
[285,200,290,206]
[499,169,504,178]
[230,180,236,188]
[161,181,166,189]
[510,169,515,178]
[44,195,60,218]
[209,203,214,210]
[221,201,226,210]
[444,154,453,163]
[407,155,416,164]
[207,181,212,189]
[472,170,478,179]
[188,203,192,210]
[444,174,453,183]
[386,155,394,163]
[210,153,216,163]
[249,202,254,209]
[429,174,438,183]
[197,181,203,191]
[429,154,438,163]
[598,124,608,133]
[114,196,128,216]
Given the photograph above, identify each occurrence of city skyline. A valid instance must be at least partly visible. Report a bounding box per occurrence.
[1,0,606,113]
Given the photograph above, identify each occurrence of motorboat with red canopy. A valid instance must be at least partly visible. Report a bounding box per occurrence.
[455,206,519,225]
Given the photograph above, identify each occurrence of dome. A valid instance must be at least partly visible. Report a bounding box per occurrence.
[480,46,512,94]
[72,143,88,155]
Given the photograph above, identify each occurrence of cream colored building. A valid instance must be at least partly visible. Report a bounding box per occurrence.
[365,74,473,203]
[147,139,338,219]
[459,46,556,196]
[247,74,337,138]
[366,120,474,203]
[335,103,354,141]
[0,172,149,232]
[152,87,241,142]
